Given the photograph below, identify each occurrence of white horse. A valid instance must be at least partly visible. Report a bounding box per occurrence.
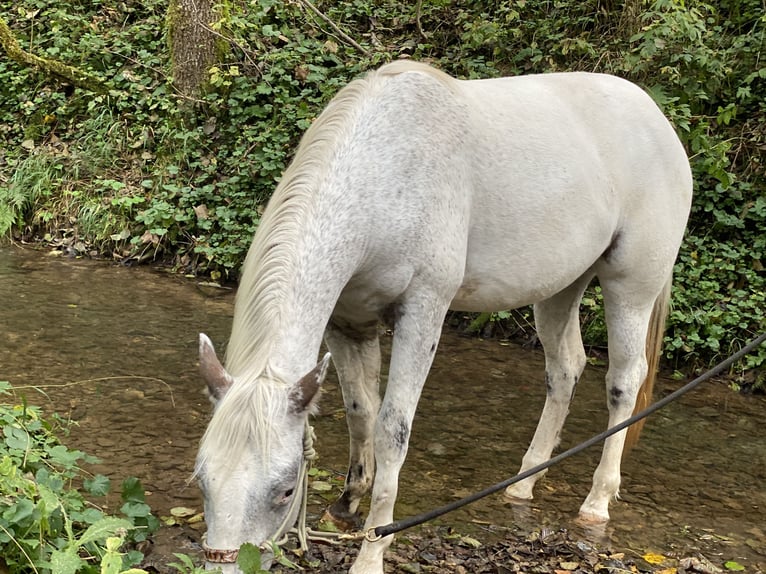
[194,60,692,573]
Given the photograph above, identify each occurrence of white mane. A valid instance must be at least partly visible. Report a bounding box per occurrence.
[196,61,448,470]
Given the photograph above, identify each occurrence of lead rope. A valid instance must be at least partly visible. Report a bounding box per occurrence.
[296,423,317,550]
[282,423,369,548]
[288,331,766,545]
[268,422,318,551]
[288,423,366,546]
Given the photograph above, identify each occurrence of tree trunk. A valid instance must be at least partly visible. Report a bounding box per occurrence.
[167,0,219,98]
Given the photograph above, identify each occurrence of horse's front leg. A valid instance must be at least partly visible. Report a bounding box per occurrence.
[323,320,381,529]
[350,292,451,574]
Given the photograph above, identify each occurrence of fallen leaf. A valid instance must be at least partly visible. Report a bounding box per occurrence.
[194,204,209,220]
[310,480,332,492]
[170,506,197,517]
[644,552,668,565]
[459,535,482,548]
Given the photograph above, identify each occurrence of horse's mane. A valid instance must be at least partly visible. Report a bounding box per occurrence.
[195,61,454,471]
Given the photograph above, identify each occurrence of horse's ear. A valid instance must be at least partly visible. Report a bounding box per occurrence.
[199,333,233,404]
[290,353,331,414]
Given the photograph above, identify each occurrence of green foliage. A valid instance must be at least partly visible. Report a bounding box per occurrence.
[0,381,158,573]
[167,552,211,574]
[0,0,763,375]
[237,541,298,573]
[237,543,268,574]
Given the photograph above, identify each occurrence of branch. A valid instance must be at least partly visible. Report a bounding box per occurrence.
[297,0,369,56]
[416,0,429,40]
[0,15,105,92]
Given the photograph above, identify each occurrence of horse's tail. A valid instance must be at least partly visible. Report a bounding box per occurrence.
[624,274,672,452]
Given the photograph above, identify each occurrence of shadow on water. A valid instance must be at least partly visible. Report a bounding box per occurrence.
[1,247,764,571]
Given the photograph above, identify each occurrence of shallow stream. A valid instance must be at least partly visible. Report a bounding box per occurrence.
[1,247,764,571]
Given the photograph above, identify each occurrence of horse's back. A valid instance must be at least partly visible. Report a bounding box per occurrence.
[450,71,692,311]
[322,64,691,317]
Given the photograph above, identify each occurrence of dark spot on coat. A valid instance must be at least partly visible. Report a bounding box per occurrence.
[545,372,552,394]
[609,386,624,407]
[393,418,409,449]
[430,343,436,354]
[381,301,404,329]
[380,408,410,450]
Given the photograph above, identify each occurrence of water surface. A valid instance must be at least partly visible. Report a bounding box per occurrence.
[1,247,763,570]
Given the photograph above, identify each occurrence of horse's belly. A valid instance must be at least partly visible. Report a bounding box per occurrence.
[450,272,571,312]
[451,233,608,312]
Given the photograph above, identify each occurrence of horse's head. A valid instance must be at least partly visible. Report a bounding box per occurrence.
[195,334,329,571]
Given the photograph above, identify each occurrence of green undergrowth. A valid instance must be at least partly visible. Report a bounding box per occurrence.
[0,0,764,379]
[0,381,161,573]
[0,381,219,573]
[0,378,305,573]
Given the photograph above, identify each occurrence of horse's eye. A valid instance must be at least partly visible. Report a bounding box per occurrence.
[275,487,295,506]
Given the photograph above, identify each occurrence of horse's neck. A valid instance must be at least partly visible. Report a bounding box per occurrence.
[226,213,352,384]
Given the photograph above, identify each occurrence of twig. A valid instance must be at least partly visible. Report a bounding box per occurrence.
[10,376,176,407]
[297,0,369,56]
[416,0,429,40]
[197,21,262,73]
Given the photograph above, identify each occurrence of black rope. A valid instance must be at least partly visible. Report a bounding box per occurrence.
[373,331,766,539]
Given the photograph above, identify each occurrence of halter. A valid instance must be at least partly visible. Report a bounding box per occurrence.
[202,542,240,564]
[201,422,318,565]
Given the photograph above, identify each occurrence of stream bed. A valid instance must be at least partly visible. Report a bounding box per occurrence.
[1,246,764,572]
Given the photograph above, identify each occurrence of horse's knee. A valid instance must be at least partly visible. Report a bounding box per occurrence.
[545,370,580,404]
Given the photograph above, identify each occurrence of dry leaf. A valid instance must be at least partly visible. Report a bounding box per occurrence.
[644,552,668,565]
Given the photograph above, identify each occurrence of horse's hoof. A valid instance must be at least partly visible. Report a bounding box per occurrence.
[322,506,362,532]
[576,510,610,524]
[503,485,534,502]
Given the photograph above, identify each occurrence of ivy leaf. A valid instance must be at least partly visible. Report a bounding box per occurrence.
[121,477,146,503]
[4,427,31,451]
[84,474,110,496]
[120,501,153,520]
[77,517,133,547]
[47,445,84,468]
[237,543,264,574]
[49,548,84,574]
[724,561,745,571]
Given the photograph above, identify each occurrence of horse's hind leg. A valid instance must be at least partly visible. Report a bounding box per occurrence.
[577,275,661,522]
[324,319,381,529]
[505,273,591,500]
